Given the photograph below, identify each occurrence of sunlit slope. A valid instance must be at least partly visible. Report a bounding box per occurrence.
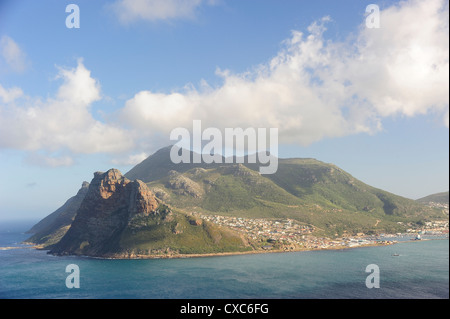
[125,147,442,236]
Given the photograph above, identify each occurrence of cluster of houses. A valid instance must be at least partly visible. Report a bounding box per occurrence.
[191,213,394,250]
[192,214,313,244]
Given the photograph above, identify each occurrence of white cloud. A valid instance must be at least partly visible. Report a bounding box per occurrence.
[0,0,448,167]
[111,152,149,166]
[0,84,23,103]
[110,0,216,24]
[119,0,449,147]
[0,35,28,73]
[0,60,132,166]
[345,0,449,120]
[55,59,102,106]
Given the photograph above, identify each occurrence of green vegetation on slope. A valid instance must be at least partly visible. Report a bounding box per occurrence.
[131,148,443,237]
[28,146,445,256]
[417,191,449,204]
[120,209,251,255]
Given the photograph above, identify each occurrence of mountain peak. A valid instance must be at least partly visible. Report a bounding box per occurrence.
[92,169,129,200]
[27,146,446,258]
[94,168,124,180]
[49,168,161,256]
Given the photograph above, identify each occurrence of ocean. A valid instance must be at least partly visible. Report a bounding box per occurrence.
[0,220,448,299]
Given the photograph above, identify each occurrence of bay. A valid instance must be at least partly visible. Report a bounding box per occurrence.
[0,220,448,299]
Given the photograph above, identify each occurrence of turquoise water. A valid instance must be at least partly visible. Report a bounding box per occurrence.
[0,220,448,299]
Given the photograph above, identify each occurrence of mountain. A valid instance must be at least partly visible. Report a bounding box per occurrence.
[125,146,223,182]
[25,181,89,246]
[26,146,445,257]
[417,191,449,205]
[125,146,443,236]
[46,169,250,257]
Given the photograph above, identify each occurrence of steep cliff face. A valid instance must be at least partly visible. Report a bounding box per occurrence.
[32,167,249,258]
[49,169,162,256]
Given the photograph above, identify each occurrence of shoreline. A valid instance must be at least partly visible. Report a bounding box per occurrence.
[108,238,447,260]
[15,241,391,259]
[15,235,448,260]
[34,241,397,260]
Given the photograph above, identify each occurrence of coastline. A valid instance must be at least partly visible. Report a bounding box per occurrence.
[17,235,448,260]
[111,238,450,260]
[3,232,448,300]
[90,237,450,260]
[34,240,395,260]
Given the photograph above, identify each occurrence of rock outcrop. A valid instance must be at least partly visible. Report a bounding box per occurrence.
[28,167,249,258]
[166,170,204,198]
[49,169,161,256]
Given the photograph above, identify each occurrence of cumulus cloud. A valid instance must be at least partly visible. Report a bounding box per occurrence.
[110,0,217,24]
[0,0,448,167]
[111,152,149,166]
[0,84,23,103]
[120,0,449,147]
[347,0,449,121]
[0,60,132,165]
[0,35,28,73]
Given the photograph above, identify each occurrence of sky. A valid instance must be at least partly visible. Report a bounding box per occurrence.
[0,0,448,221]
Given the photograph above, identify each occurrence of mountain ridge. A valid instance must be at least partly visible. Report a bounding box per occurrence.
[417,191,449,205]
[127,146,442,237]
[30,168,250,257]
[25,146,446,257]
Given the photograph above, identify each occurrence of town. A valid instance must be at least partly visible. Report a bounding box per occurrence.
[190,213,401,251]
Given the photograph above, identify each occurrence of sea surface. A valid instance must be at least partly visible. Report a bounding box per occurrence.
[0,220,448,299]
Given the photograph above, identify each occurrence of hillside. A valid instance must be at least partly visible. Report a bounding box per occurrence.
[125,146,223,182]
[126,146,443,237]
[26,146,444,258]
[417,191,449,205]
[44,169,250,257]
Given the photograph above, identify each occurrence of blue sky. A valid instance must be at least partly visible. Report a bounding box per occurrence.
[0,0,448,221]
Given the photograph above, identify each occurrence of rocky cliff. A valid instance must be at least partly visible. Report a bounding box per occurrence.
[47,168,249,257]
[49,169,160,256]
